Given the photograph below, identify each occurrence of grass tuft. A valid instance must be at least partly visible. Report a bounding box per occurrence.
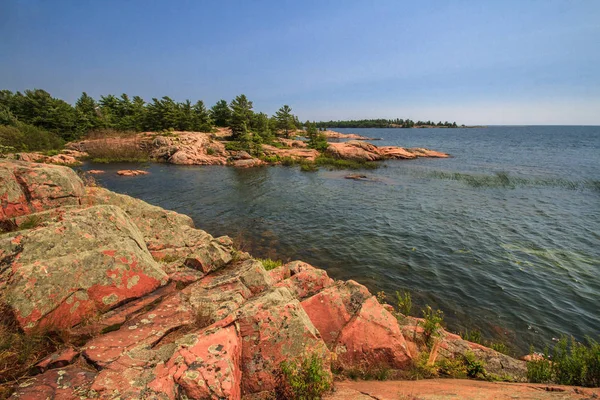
[257,258,283,271]
[275,352,332,400]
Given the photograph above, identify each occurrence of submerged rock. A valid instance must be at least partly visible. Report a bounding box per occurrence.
[116,169,149,176]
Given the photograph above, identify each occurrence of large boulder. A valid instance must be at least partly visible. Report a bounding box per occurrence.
[0,205,168,331]
[85,187,234,276]
[149,324,243,399]
[235,287,330,395]
[0,159,85,220]
[150,132,228,165]
[301,280,412,371]
[326,141,383,161]
[271,261,335,300]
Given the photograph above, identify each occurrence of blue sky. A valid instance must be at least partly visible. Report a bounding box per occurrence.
[1,0,599,124]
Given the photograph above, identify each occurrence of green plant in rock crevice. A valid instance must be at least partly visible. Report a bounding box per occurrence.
[395,290,412,316]
[275,352,332,400]
[257,258,283,271]
[420,306,444,346]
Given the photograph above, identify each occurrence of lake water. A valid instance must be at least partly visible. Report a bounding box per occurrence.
[84,126,600,354]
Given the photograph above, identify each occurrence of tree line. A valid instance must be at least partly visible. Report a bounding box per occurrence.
[0,89,311,153]
[316,119,459,129]
[0,88,460,154]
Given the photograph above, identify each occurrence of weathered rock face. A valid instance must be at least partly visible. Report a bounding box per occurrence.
[326,141,384,161]
[322,130,377,140]
[262,144,320,162]
[0,159,85,220]
[150,132,229,166]
[9,151,84,166]
[84,186,234,278]
[0,205,168,331]
[325,140,449,161]
[301,280,413,371]
[2,160,527,399]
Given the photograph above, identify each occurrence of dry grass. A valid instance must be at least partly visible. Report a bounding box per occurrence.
[0,303,66,397]
[84,130,150,163]
[84,128,138,140]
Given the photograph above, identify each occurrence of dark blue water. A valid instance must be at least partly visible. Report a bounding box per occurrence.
[84,126,600,354]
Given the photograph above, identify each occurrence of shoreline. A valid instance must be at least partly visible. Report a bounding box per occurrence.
[5,129,449,170]
[1,159,598,398]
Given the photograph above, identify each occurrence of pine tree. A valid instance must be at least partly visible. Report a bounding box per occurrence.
[191,100,212,132]
[229,94,253,140]
[75,92,101,136]
[252,112,274,144]
[275,105,295,138]
[306,121,328,152]
[178,100,194,131]
[210,100,231,127]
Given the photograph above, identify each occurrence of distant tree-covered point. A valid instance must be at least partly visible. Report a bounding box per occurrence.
[316,119,460,129]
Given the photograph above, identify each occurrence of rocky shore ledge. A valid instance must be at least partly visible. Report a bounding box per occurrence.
[7,130,448,169]
[1,160,527,399]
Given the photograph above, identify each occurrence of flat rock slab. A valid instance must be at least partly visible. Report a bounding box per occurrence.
[326,380,600,400]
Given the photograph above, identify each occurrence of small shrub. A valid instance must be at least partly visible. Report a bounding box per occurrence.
[344,367,361,381]
[300,162,318,172]
[490,341,511,355]
[261,154,281,163]
[376,291,387,304]
[275,352,332,400]
[257,258,282,271]
[437,357,467,378]
[280,156,297,166]
[395,290,412,316]
[461,329,482,344]
[408,351,438,380]
[463,351,486,378]
[42,149,60,156]
[420,306,444,346]
[0,144,16,156]
[526,347,553,384]
[224,141,245,152]
[206,147,216,155]
[527,336,600,387]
